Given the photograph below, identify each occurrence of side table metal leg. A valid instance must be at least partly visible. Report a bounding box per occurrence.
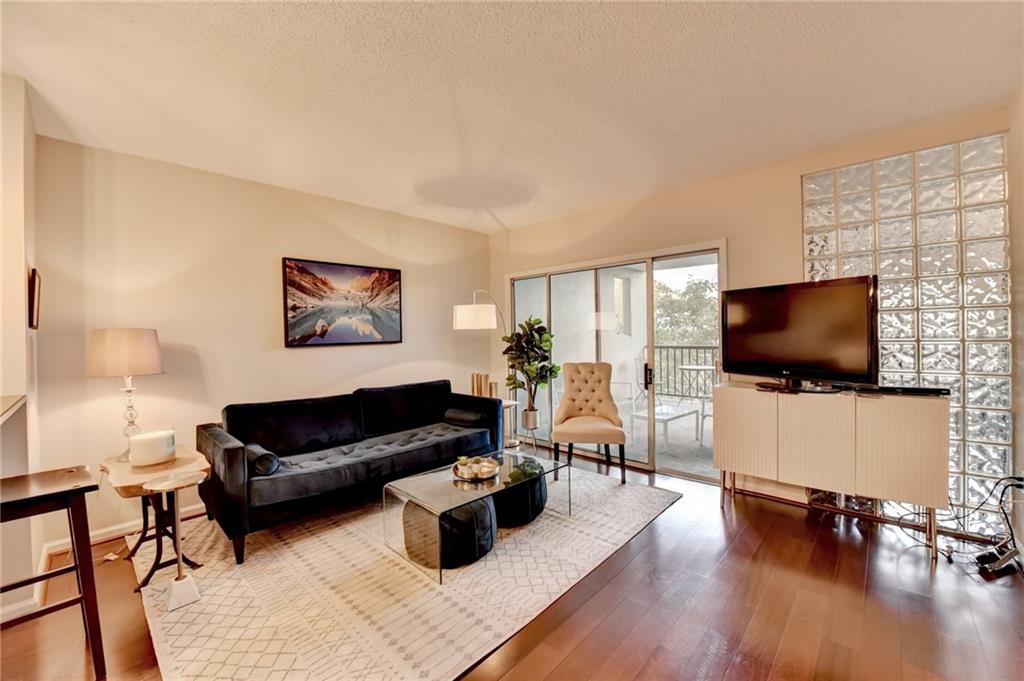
[167,491,202,570]
[135,494,166,591]
[125,496,150,559]
[167,488,201,611]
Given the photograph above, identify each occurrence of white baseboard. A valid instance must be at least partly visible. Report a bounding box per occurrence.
[0,597,39,623]
[27,502,208,609]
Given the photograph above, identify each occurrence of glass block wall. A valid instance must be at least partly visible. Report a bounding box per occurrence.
[801,133,1012,537]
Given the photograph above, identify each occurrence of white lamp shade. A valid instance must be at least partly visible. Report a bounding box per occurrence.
[453,304,498,330]
[86,328,163,378]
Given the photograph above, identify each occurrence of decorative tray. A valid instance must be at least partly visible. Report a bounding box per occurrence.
[452,457,501,481]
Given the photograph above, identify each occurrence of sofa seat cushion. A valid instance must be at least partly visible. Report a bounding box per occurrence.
[248,423,491,507]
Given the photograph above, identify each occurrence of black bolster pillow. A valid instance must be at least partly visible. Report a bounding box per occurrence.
[245,443,281,477]
[445,408,486,428]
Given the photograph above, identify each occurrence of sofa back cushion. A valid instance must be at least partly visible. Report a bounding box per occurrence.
[356,379,452,437]
[223,394,363,456]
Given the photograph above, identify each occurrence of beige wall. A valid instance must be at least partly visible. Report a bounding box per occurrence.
[0,73,38,616]
[489,103,1010,303]
[488,103,1010,370]
[33,137,491,545]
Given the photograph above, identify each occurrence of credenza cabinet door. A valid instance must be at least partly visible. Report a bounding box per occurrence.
[778,391,856,494]
[713,385,777,480]
[854,394,949,509]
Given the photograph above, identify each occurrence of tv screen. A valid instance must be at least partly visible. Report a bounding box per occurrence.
[721,275,878,385]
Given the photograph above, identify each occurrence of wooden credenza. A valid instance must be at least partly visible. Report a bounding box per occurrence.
[713,381,949,513]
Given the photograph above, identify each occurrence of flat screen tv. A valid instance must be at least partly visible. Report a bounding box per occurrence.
[721,275,878,386]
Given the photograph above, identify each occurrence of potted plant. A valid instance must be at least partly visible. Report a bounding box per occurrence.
[502,316,560,431]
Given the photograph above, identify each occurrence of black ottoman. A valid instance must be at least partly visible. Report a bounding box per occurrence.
[403,497,496,569]
[494,460,548,528]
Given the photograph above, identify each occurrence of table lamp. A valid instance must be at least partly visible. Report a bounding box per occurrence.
[86,328,163,452]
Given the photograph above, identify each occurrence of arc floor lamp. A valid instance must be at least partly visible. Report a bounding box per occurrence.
[452,289,520,448]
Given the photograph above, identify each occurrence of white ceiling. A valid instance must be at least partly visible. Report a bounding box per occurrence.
[3,2,1022,232]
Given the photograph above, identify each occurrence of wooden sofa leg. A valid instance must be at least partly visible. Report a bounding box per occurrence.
[232,536,246,564]
[618,444,626,484]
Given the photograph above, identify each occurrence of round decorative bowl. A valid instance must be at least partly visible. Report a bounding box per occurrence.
[453,460,500,481]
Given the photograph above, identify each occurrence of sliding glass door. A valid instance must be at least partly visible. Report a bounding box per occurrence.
[597,263,650,465]
[651,252,720,479]
[509,245,722,476]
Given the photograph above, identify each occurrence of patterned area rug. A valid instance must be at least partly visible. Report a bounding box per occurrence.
[132,467,680,681]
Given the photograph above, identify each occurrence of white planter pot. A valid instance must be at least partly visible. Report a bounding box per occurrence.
[521,409,539,431]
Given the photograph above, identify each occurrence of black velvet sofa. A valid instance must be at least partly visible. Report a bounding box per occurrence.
[197,379,502,563]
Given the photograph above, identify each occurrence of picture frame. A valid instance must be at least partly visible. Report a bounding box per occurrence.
[28,268,41,329]
[282,257,402,347]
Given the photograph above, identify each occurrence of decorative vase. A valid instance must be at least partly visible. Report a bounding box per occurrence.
[521,408,539,431]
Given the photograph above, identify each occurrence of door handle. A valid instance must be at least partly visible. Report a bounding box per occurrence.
[644,363,654,390]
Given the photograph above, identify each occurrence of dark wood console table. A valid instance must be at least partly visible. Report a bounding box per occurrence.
[0,465,106,679]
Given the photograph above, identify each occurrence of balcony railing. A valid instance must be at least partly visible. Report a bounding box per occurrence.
[654,344,719,398]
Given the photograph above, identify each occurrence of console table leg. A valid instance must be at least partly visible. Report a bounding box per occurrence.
[68,495,106,680]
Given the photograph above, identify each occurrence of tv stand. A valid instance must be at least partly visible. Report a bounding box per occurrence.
[713,382,949,561]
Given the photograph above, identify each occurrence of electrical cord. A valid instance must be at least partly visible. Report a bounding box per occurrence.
[892,476,1021,560]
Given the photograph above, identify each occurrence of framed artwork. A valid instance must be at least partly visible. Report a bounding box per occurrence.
[28,268,41,329]
[282,257,402,347]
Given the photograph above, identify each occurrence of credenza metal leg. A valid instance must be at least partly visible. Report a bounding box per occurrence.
[927,507,938,562]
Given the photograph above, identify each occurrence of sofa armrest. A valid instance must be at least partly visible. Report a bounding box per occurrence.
[196,423,249,534]
[448,393,503,450]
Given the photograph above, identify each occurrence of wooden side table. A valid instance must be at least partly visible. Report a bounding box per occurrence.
[1,466,106,679]
[99,446,210,590]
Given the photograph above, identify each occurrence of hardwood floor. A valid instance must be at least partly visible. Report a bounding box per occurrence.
[2,459,1021,681]
[460,463,1024,681]
[1,536,161,681]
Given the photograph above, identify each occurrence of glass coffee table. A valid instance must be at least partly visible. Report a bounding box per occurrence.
[382,452,570,583]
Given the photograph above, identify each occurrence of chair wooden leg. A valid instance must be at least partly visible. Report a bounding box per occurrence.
[603,444,611,466]
[618,444,626,484]
[567,443,574,465]
[554,443,561,481]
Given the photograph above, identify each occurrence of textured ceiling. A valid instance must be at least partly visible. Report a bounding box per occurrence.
[3,2,1022,232]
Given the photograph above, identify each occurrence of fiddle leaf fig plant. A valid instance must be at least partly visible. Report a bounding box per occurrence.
[502,316,560,411]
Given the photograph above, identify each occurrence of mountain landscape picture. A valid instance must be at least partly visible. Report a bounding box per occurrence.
[283,258,402,346]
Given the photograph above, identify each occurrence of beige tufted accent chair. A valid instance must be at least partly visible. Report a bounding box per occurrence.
[551,362,627,484]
